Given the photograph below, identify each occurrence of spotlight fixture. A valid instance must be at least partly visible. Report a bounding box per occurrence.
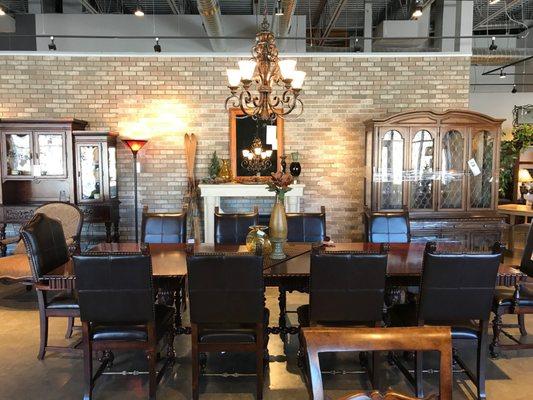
[134,2,144,16]
[489,36,497,51]
[412,2,423,19]
[489,0,501,4]
[353,38,362,52]
[512,84,517,94]
[48,36,56,51]
[275,0,284,16]
[153,37,161,53]
[499,68,506,79]
[0,7,6,16]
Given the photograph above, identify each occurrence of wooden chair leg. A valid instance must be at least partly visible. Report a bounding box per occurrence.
[191,325,200,400]
[65,317,75,339]
[82,323,93,400]
[256,323,264,400]
[37,291,48,360]
[147,349,157,400]
[490,309,503,358]
[477,321,488,400]
[518,314,528,336]
[414,351,424,398]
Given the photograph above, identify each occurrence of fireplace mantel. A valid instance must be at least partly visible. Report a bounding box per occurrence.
[198,183,305,244]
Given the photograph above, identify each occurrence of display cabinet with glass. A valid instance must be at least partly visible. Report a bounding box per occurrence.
[0,120,120,251]
[364,110,506,250]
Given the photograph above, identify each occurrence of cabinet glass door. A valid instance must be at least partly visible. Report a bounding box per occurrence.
[5,133,32,177]
[108,146,117,198]
[440,130,465,209]
[78,144,102,201]
[409,130,434,209]
[36,133,65,177]
[379,130,404,209]
[469,130,495,209]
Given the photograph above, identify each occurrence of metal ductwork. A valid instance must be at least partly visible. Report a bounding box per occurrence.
[196,0,226,52]
[271,0,297,50]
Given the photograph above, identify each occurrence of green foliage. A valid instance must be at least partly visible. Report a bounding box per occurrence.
[500,124,533,199]
[208,151,220,179]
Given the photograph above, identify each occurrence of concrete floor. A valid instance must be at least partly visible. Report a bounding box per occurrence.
[0,284,532,400]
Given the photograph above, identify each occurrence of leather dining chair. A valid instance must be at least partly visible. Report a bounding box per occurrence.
[491,222,533,357]
[391,241,502,400]
[297,245,388,387]
[73,252,175,400]
[141,205,187,244]
[286,206,327,243]
[213,206,259,244]
[20,213,80,360]
[363,206,410,243]
[187,252,268,400]
[302,326,452,400]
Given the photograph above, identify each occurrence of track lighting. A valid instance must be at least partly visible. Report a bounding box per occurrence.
[275,0,284,16]
[134,2,144,16]
[48,36,56,51]
[0,7,6,16]
[154,37,161,53]
[499,69,506,79]
[412,2,423,19]
[489,0,500,4]
[512,84,517,94]
[489,36,497,51]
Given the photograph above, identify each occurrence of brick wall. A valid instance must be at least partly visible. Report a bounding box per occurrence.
[0,54,470,241]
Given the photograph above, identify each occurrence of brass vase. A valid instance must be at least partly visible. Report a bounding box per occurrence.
[246,225,272,255]
[269,195,287,259]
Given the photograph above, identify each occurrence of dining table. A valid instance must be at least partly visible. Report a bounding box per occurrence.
[42,241,526,334]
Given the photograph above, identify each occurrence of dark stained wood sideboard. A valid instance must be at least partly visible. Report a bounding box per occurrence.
[0,119,120,251]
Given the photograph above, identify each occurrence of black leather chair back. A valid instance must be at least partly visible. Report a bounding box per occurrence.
[418,243,501,322]
[21,213,70,281]
[520,223,533,277]
[187,253,264,324]
[141,210,187,244]
[214,206,258,245]
[364,207,410,243]
[286,206,326,243]
[309,248,388,323]
[73,253,154,324]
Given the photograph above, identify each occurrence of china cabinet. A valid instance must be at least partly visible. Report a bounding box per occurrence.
[0,119,120,249]
[364,110,507,250]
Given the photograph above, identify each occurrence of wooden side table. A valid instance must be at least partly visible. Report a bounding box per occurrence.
[497,204,533,253]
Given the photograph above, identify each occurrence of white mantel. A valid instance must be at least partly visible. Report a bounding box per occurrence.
[198,183,305,244]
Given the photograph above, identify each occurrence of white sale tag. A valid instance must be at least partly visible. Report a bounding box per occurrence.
[266,125,277,150]
[467,158,481,176]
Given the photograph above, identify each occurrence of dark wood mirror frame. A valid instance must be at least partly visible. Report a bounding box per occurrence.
[229,108,284,183]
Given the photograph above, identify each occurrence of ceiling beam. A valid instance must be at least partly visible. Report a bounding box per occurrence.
[473,0,523,30]
[79,0,98,14]
[312,0,328,27]
[166,0,179,14]
[317,0,348,46]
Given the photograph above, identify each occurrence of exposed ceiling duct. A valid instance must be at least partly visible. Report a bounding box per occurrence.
[271,0,297,47]
[196,0,226,51]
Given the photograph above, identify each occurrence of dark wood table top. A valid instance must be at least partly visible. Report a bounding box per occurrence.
[43,242,525,289]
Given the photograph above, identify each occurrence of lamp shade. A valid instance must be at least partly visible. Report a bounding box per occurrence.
[518,168,533,183]
[291,70,306,89]
[123,139,148,154]
[238,60,256,81]
[279,59,297,80]
[226,69,241,87]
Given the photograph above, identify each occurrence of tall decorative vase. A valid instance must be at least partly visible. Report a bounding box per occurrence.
[269,195,287,259]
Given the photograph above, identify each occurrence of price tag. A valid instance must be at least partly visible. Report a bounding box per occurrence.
[467,158,481,176]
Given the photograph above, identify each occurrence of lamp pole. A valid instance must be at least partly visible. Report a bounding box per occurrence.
[122,139,148,243]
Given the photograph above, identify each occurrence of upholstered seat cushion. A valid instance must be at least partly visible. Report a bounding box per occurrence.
[47,291,79,310]
[390,303,480,340]
[91,304,174,342]
[493,284,533,308]
[198,308,269,343]
[0,254,31,281]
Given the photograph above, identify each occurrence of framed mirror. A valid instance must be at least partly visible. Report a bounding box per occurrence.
[229,108,284,182]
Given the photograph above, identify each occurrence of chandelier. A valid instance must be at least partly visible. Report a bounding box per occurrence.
[225,16,306,121]
[242,135,273,176]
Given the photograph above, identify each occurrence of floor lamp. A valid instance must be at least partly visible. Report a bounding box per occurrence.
[123,139,148,243]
